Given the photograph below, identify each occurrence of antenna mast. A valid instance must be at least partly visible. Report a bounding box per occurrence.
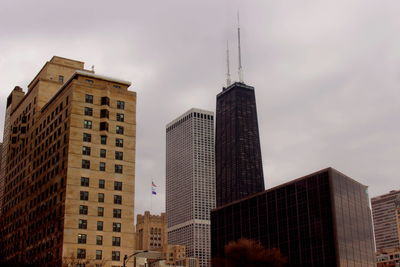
[237,12,244,83]
[226,41,232,86]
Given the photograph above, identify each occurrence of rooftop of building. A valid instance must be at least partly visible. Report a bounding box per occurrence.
[212,167,367,211]
[166,107,214,128]
[217,81,255,98]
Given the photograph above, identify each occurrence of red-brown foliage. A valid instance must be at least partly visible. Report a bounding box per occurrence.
[212,238,287,267]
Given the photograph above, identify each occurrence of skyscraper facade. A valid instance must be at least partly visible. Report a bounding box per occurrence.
[0,56,136,267]
[215,82,264,207]
[166,108,215,267]
[211,168,376,266]
[371,190,400,251]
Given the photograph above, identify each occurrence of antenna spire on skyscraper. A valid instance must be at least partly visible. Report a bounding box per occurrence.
[237,12,244,83]
[226,41,232,87]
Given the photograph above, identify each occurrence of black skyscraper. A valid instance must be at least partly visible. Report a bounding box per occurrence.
[215,81,265,207]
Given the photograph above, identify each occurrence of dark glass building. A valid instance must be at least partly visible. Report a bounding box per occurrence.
[211,168,376,266]
[215,82,264,207]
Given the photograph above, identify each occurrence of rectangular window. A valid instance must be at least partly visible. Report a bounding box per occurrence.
[84,107,93,116]
[98,207,104,217]
[81,177,89,187]
[101,96,110,106]
[112,236,121,246]
[100,149,106,158]
[114,195,122,205]
[113,209,121,218]
[82,160,90,169]
[97,221,104,231]
[115,138,123,147]
[78,234,87,244]
[99,179,105,189]
[59,75,64,83]
[116,125,124,134]
[80,191,89,201]
[114,181,122,191]
[98,193,105,203]
[100,135,107,145]
[96,250,102,260]
[116,113,124,122]
[85,94,93,104]
[78,219,87,229]
[116,100,125,109]
[96,235,103,245]
[99,162,106,171]
[100,122,109,131]
[82,146,91,156]
[112,251,120,261]
[100,109,109,118]
[83,133,92,142]
[79,205,88,215]
[115,151,123,160]
[115,165,123,174]
[77,248,86,259]
[113,223,121,232]
[84,120,92,129]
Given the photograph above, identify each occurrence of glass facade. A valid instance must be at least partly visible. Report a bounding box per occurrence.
[215,82,265,207]
[211,168,375,267]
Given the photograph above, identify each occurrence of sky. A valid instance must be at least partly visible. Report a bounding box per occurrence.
[0,0,399,216]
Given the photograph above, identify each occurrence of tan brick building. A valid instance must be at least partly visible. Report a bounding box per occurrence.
[135,211,167,251]
[0,56,136,267]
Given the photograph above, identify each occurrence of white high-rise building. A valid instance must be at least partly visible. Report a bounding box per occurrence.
[166,108,215,267]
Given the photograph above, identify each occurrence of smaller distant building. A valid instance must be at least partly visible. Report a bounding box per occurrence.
[136,211,168,251]
[164,245,199,267]
[372,190,400,251]
[376,248,400,267]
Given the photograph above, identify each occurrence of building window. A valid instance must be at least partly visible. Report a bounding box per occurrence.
[98,193,105,203]
[116,125,124,134]
[97,221,104,231]
[114,195,122,204]
[77,248,86,259]
[84,120,92,129]
[112,236,121,246]
[112,251,120,261]
[96,235,103,245]
[101,97,110,106]
[99,179,105,189]
[82,160,90,169]
[115,151,123,160]
[100,109,109,118]
[99,162,106,172]
[96,250,102,260]
[114,181,122,191]
[84,107,93,116]
[79,205,88,215]
[113,209,121,218]
[100,135,107,145]
[115,165,123,174]
[116,113,124,122]
[100,122,109,131]
[58,75,64,83]
[78,234,87,244]
[80,191,89,201]
[81,177,89,187]
[115,138,123,147]
[98,207,104,217]
[82,146,91,156]
[78,219,87,229]
[113,223,121,232]
[100,149,106,158]
[117,101,125,109]
[83,133,91,142]
[85,94,93,104]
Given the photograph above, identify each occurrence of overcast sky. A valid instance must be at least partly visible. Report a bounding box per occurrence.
[0,0,399,216]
